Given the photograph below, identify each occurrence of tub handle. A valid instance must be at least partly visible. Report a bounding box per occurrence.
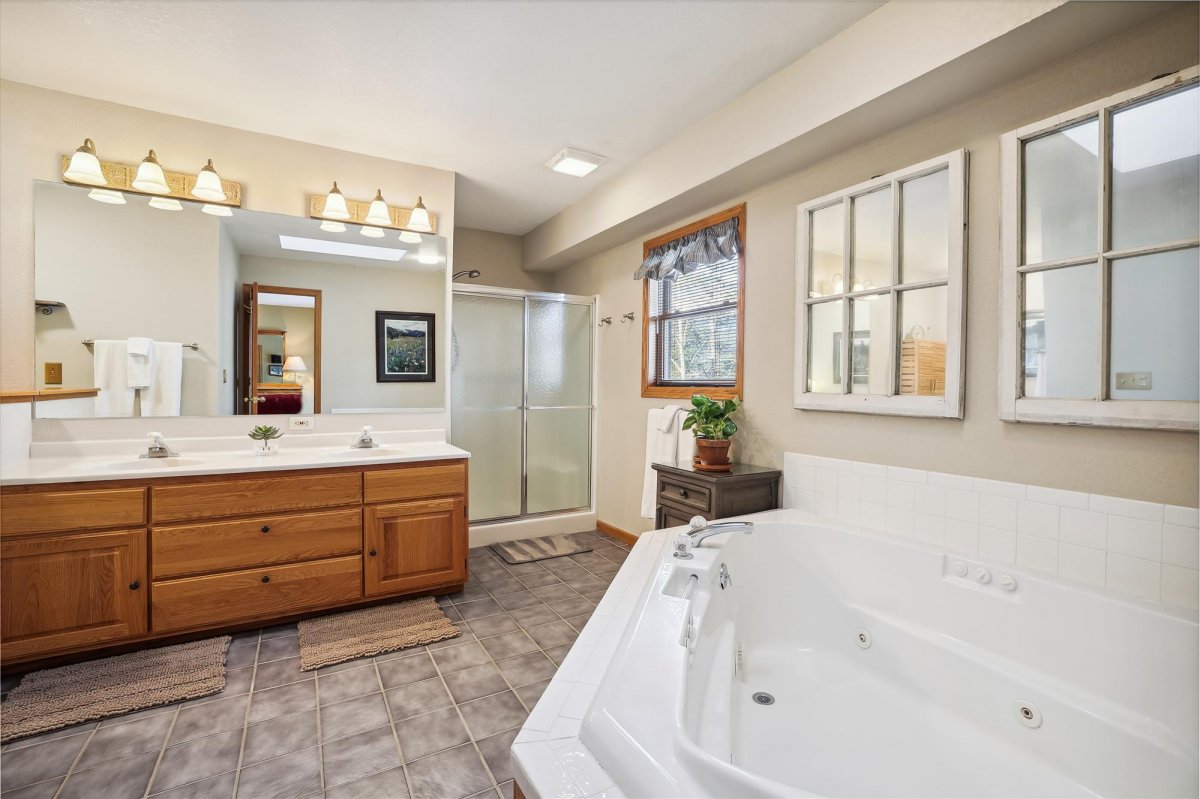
[679,612,695,648]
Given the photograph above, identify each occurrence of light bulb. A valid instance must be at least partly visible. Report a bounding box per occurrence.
[191,159,226,201]
[148,196,182,211]
[406,196,432,232]
[64,138,106,186]
[398,230,422,244]
[202,204,232,217]
[132,149,171,194]
[360,226,385,238]
[364,189,392,226]
[320,220,347,233]
[88,188,125,204]
[418,248,440,265]
[322,181,350,220]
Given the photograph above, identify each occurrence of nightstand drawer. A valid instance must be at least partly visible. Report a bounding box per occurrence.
[657,477,711,513]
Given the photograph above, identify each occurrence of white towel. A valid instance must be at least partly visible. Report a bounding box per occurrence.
[93,340,136,417]
[641,405,695,519]
[126,337,154,388]
[143,342,183,417]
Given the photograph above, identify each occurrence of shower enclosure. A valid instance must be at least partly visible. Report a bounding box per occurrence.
[451,286,594,522]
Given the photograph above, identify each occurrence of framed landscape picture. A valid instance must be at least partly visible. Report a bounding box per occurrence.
[375,311,436,382]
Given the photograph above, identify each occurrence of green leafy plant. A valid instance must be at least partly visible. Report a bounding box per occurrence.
[248,425,283,442]
[682,395,742,440]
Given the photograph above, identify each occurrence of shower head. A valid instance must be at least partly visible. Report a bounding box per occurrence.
[452,270,482,281]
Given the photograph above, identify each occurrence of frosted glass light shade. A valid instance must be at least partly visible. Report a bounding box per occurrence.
[191,159,226,201]
[364,189,392,226]
[322,182,350,220]
[360,225,385,238]
[283,356,307,373]
[148,196,182,211]
[398,230,422,244]
[88,188,125,204]
[320,220,347,233]
[132,150,171,194]
[202,203,232,217]
[407,196,432,232]
[64,138,106,186]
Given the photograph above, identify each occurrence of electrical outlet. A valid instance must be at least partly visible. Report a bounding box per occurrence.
[288,416,315,431]
[1115,372,1152,390]
[44,362,62,385]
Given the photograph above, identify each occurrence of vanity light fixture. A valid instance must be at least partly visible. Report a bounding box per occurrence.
[201,203,232,217]
[148,196,182,211]
[364,189,393,226]
[320,220,347,233]
[132,150,171,194]
[64,138,106,185]
[417,247,441,265]
[87,188,126,205]
[545,147,606,177]
[398,230,422,244]
[407,196,433,232]
[321,182,351,220]
[360,226,385,238]
[191,159,227,202]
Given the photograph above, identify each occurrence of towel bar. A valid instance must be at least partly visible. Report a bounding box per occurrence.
[82,339,200,350]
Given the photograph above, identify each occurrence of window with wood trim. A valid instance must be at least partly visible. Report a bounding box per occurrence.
[640,205,746,400]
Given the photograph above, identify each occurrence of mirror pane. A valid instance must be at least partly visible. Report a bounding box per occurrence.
[807,299,843,394]
[851,187,892,290]
[1111,85,1200,250]
[1022,264,1099,399]
[809,203,844,298]
[1109,248,1199,401]
[850,295,892,395]
[1023,119,1099,264]
[901,169,949,283]
[898,286,947,397]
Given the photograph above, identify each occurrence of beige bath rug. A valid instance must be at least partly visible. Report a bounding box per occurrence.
[490,534,593,564]
[0,636,230,743]
[297,597,460,671]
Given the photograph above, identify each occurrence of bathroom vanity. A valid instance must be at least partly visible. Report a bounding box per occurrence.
[0,449,468,667]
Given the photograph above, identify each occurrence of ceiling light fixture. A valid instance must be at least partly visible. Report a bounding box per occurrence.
[398,231,422,244]
[148,196,182,211]
[279,234,405,262]
[320,220,347,233]
[322,182,350,220]
[191,159,226,202]
[364,189,392,226]
[132,149,171,194]
[64,138,106,185]
[87,188,125,204]
[202,203,232,217]
[545,147,605,177]
[407,196,433,232]
[360,226,385,238]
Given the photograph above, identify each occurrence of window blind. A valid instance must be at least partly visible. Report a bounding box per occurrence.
[649,257,740,384]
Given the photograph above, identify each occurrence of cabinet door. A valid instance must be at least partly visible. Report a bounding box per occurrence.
[1,529,147,660]
[364,498,467,597]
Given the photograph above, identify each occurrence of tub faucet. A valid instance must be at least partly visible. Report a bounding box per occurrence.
[141,432,178,459]
[351,426,379,449]
[673,515,754,559]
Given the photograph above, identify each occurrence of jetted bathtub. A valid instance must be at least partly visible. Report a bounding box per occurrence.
[575,509,1198,798]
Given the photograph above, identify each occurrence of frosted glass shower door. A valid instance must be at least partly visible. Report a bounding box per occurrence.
[451,294,524,521]
[525,299,592,514]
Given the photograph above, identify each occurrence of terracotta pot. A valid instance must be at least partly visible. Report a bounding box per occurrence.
[695,438,732,472]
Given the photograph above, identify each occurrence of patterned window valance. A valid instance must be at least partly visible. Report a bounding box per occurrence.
[633,217,740,281]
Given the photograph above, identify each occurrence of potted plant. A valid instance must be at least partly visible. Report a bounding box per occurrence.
[683,395,742,472]
[249,424,283,456]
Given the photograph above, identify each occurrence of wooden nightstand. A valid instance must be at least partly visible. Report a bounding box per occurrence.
[651,461,781,530]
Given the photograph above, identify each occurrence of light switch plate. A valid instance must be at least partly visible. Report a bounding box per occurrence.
[289,416,314,430]
[44,362,62,385]
[1115,372,1152,390]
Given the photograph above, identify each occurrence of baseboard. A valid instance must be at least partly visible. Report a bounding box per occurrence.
[596,519,639,546]
[469,511,597,548]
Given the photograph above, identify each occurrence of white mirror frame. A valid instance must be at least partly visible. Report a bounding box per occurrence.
[793,149,968,418]
[998,67,1199,431]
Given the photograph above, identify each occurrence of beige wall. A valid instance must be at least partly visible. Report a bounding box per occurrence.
[454,227,553,292]
[0,79,455,393]
[552,7,1200,534]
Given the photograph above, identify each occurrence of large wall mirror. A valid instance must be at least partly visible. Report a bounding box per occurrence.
[32,180,447,419]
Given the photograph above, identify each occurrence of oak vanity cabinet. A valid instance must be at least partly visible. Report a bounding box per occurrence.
[0,459,469,666]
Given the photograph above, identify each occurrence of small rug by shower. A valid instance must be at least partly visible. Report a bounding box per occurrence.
[490,534,593,564]
[1,636,230,743]
[297,597,460,671]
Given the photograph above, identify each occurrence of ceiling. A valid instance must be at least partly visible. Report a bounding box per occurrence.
[0,0,879,234]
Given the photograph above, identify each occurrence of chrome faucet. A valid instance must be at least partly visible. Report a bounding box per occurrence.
[351,425,380,449]
[141,432,178,459]
[673,515,754,559]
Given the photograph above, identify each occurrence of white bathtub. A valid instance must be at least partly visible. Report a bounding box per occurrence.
[530,509,1199,798]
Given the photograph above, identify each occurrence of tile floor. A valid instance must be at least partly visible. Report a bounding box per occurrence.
[0,531,632,799]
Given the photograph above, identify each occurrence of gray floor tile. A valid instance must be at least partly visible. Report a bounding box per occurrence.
[241,709,317,767]
[478,577,524,597]
[514,571,562,589]
[457,691,527,740]
[506,605,559,629]
[59,750,157,799]
[97,703,177,727]
[529,584,579,604]
[563,577,608,594]
[318,654,378,674]
[0,777,63,799]
[495,652,557,689]
[539,562,590,582]
[231,629,260,645]
[405,743,492,799]
[76,711,173,769]
[259,624,298,641]
[476,727,520,784]
[248,681,317,725]
[226,645,257,670]
[384,678,452,723]
[377,653,438,689]
[200,665,256,703]
[465,614,519,640]
[455,598,504,620]
[394,707,469,763]
[546,596,595,619]
[514,679,551,710]
[466,789,501,799]
[501,562,546,576]
[169,694,249,745]
[479,631,538,661]
[252,657,311,692]
[443,664,508,704]
[441,605,464,622]
[0,733,88,791]
[320,693,390,743]
[322,726,401,791]
[257,635,300,664]
[318,664,380,706]
[324,766,408,799]
[430,642,490,675]
[151,727,241,794]
[149,768,235,799]
[465,564,508,583]
[494,591,543,612]
[428,626,475,651]
[564,612,593,632]
[2,722,96,752]
[498,779,515,799]
[524,620,578,650]
[375,645,429,663]
[235,745,321,799]
[541,644,572,666]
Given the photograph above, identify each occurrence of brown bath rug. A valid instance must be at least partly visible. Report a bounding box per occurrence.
[0,636,230,744]
[297,597,460,671]
[490,534,593,564]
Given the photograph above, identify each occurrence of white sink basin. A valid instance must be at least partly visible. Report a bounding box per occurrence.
[79,457,207,472]
[324,447,404,459]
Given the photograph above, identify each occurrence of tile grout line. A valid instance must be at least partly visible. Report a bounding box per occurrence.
[429,641,504,794]
[371,657,413,797]
[140,705,183,798]
[230,635,263,799]
[48,721,102,799]
[313,666,325,794]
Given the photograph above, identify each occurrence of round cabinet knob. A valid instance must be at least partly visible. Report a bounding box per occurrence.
[369,549,378,557]
[260,525,270,533]
[261,575,270,584]
[129,580,140,590]
[679,489,689,498]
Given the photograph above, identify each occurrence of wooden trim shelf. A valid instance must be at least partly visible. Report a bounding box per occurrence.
[0,388,100,404]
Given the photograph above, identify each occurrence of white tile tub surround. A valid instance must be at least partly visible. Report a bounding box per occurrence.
[783,453,1200,609]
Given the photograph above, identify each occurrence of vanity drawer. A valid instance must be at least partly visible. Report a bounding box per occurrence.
[657,477,711,514]
[151,473,362,523]
[152,555,362,633]
[364,462,466,504]
[0,487,146,536]
[152,508,362,579]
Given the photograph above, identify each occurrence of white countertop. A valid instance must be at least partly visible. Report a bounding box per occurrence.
[1,434,468,486]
